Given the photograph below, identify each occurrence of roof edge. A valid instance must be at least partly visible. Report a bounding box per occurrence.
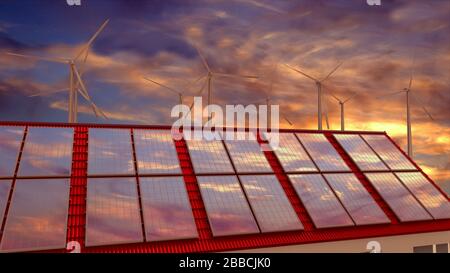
[0,120,386,134]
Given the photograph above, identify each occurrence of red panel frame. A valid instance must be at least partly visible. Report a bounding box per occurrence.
[0,121,448,253]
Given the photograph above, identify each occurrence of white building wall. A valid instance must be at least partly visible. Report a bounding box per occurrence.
[232,231,450,253]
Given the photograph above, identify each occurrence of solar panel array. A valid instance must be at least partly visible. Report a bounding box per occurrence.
[0,125,448,252]
[0,127,72,252]
[191,132,303,236]
[85,128,197,247]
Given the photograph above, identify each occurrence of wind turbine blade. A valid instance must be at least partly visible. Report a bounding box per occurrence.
[323,96,330,130]
[410,92,434,121]
[78,48,90,76]
[74,19,110,61]
[29,88,68,97]
[421,106,434,121]
[73,48,90,91]
[268,63,279,94]
[321,62,343,82]
[212,72,258,79]
[75,88,108,119]
[329,92,342,103]
[407,52,416,90]
[283,116,293,126]
[408,72,413,90]
[143,77,181,95]
[188,78,208,110]
[74,87,97,116]
[284,64,318,82]
[376,90,405,99]
[73,65,106,119]
[254,99,267,105]
[192,74,206,85]
[92,101,108,119]
[6,52,68,64]
[343,93,358,103]
[193,44,211,72]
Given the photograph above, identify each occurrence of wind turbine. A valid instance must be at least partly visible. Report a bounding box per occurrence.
[192,44,258,119]
[143,76,206,119]
[377,69,434,158]
[252,63,294,129]
[6,19,110,123]
[285,62,343,130]
[329,92,357,131]
[143,77,184,106]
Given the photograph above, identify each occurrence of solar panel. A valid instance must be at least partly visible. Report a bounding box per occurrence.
[324,173,390,225]
[197,175,259,237]
[224,135,272,173]
[88,128,135,175]
[296,133,350,172]
[133,129,182,175]
[365,173,433,222]
[0,126,24,177]
[186,138,234,174]
[0,179,69,252]
[18,127,73,176]
[396,172,450,220]
[361,134,417,170]
[266,133,317,172]
[334,134,388,171]
[239,175,303,232]
[289,174,354,228]
[139,177,198,241]
[0,181,11,225]
[86,177,143,247]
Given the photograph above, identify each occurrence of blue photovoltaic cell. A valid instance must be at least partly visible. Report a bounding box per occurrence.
[139,176,198,242]
[0,179,70,252]
[224,133,272,173]
[88,128,135,175]
[0,181,11,226]
[334,134,388,171]
[133,129,182,175]
[86,177,143,247]
[18,127,73,176]
[296,133,350,171]
[240,175,303,232]
[289,174,354,228]
[324,173,390,225]
[266,133,317,172]
[0,126,24,177]
[186,138,234,174]
[361,134,417,170]
[197,175,259,237]
[365,173,433,222]
[396,172,450,220]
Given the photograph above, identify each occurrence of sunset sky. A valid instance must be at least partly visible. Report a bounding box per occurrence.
[0,0,449,194]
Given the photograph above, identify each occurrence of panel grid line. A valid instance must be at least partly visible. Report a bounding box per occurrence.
[221,139,262,233]
[0,126,27,245]
[130,129,147,242]
[358,134,391,171]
